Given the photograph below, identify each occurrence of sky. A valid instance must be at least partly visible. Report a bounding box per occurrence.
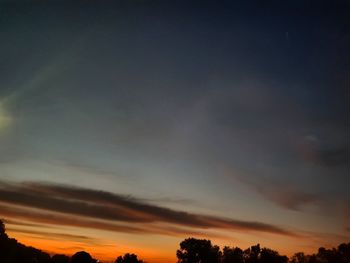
[0,0,350,262]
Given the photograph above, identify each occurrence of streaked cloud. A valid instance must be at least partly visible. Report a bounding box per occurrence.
[7,227,95,243]
[0,180,296,237]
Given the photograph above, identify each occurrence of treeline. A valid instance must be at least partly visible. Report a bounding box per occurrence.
[1,220,350,263]
[176,238,350,263]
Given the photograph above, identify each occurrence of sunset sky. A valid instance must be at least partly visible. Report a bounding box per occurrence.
[0,1,350,262]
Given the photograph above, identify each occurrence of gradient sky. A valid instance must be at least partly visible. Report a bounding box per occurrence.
[0,1,350,262]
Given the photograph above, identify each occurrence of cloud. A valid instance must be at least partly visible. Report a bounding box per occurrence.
[0,203,152,235]
[298,136,350,167]
[0,180,296,237]
[256,185,319,211]
[7,227,95,243]
[3,219,54,229]
[343,202,350,233]
[234,175,320,211]
[0,102,12,132]
[0,203,226,240]
[316,146,350,167]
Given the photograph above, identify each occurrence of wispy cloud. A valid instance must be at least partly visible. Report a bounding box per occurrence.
[3,218,53,228]
[233,174,321,211]
[297,136,350,167]
[7,227,95,243]
[0,180,296,237]
[0,203,152,235]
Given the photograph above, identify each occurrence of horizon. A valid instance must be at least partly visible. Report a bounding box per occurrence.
[1,219,349,263]
[0,1,350,263]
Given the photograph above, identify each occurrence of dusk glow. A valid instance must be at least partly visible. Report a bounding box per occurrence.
[0,1,349,263]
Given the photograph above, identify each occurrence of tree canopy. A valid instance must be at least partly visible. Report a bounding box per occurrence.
[115,253,144,263]
[176,237,221,263]
[71,251,97,263]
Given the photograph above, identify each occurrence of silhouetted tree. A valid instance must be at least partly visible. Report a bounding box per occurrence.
[290,252,308,263]
[18,245,51,263]
[317,246,342,263]
[244,244,261,263]
[115,253,143,263]
[260,248,288,263]
[222,246,244,263]
[71,251,96,263]
[338,243,350,263]
[0,219,51,263]
[308,254,318,263]
[0,219,8,239]
[176,238,221,263]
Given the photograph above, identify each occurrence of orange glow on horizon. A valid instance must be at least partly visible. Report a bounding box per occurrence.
[5,223,349,263]
[7,230,176,263]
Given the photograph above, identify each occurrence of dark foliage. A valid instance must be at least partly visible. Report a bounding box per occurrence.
[221,247,244,263]
[222,246,244,263]
[71,251,97,263]
[176,237,350,263]
[290,244,350,263]
[115,253,143,263]
[0,220,51,263]
[51,254,70,263]
[177,238,221,263]
[0,219,8,239]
